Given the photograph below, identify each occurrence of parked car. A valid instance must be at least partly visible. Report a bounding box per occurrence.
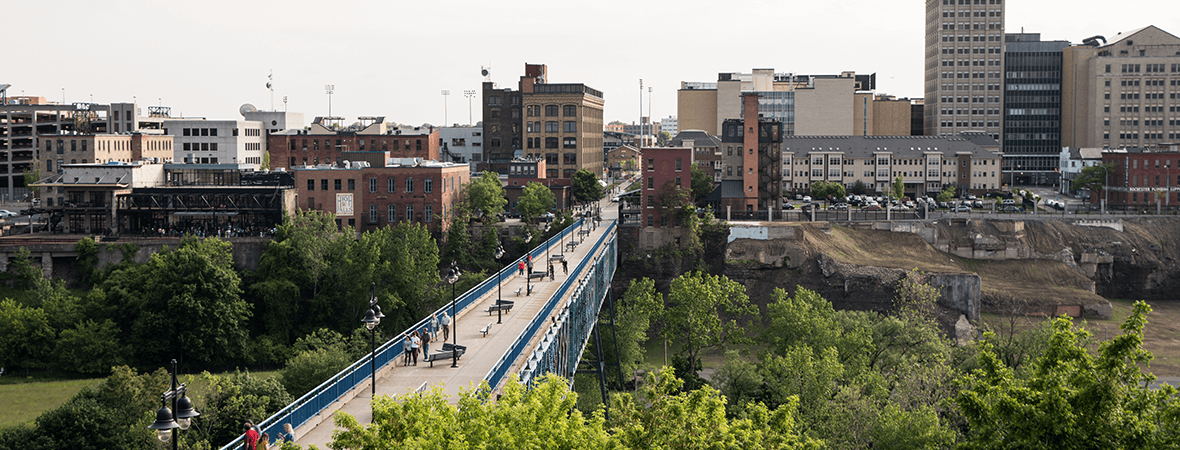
[830,203,849,211]
[862,205,884,211]
[802,196,812,203]
[999,206,1023,213]
[801,202,823,211]
[972,200,984,209]
[1001,199,1016,206]
[783,203,796,210]
[954,204,971,212]
[0,210,16,218]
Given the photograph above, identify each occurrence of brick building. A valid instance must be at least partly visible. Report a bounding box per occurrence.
[294,160,467,234]
[503,157,572,215]
[36,133,174,207]
[269,118,439,170]
[640,147,692,228]
[1098,145,1179,209]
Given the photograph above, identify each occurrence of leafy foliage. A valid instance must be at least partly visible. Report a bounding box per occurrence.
[690,164,714,205]
[0,298,54,370]
[957,301,1180,449]
[517,181,555,221]
[810,180,846,203]
[571,168,604,202]
[660,271,758,383]
[598,278,661,385]
[194,369,294,446]
[892,175,905,200]
[1070,162,1117,196]
[936,184,956,202]
[464,171,507,219]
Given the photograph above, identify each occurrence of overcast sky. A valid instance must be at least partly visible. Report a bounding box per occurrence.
[6,1,1173,128]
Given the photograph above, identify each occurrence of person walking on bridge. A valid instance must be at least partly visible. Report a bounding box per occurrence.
[440,312,451,341]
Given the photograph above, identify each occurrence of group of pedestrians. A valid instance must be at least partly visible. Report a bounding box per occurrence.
[402,312,450,366]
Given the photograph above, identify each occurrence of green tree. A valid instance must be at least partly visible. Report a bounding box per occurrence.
[331,375,610,449]
[280,328,366,396]
[1070,162,1117,199]
[517,181,555,221]
[850,180,867,195]
[655,179,693,227]
[261,150,271,170]
[443,203,475,269]
[357,222,441,331]
[610,368,823,450]
[936,184,956,203]
[690,164,714,205]
[23,168,41,194]
[195,369,294,447]
[892,175,905,200]
[55,319,127,375]
[656,130,672,146]
[957,301,1180,449]
[661,271,759,382]
[74,237,100,284]
[464,170,507,219]
[0,298,54,370]
[571,168,604,202]
[598,278,661,386]
[810,180,847,203]
[105,237,250,367]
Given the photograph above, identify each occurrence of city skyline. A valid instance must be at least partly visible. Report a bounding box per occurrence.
[6,0,1170,127]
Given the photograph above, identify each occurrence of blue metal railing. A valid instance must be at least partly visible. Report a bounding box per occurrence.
[483,219,616,391]
[219,218,583,450]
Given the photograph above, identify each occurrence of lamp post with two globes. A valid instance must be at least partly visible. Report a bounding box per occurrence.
[360,283,385,398]
[147,359,200,450]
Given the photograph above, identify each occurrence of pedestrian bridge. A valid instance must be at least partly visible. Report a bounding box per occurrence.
[221,208,618,450]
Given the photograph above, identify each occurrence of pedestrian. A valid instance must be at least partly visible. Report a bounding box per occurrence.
[257,432,270,450]
[561,259,567,275]
[548,262,555,281]
[243,422,260,450]
[402,334,412,366]
[518,260,526,276]
[410,331,421,366]
[421,327,431,355]
[440,312,451,341]
[430,314,440,340]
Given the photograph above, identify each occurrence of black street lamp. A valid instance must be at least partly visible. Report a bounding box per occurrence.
[524,232,532,297]
[446,262,461,368]
[361,283,383,399]
[147,359,199,450]
[494,245,505,324]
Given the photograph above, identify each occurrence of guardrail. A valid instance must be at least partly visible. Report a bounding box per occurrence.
[484,219,616,392]
[219,218,583,450]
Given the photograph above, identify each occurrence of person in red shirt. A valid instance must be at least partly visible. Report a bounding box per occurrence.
[518,260,526,276]
[244,422,260,449]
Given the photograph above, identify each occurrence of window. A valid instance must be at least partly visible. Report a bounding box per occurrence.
[647,158,654,171]
[545,137,558,149]
[546,121,559,133]
[425,177,433,193]
[545,105,559,116]
[563,137,577,149]
[335,179,342,190]
[563,105,577,116]
[388,205,396,222]
[348,179,355,191]
[675,158,682,171]
[370,205,378,223]
[648,177,654,189]
[406,178,414,193]
[308,179,315,191]
[406,204,414,221]
[321,179,329,191]
[425,205,433,222]
[387,178,396,193]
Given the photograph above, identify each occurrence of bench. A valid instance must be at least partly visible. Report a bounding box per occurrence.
[425,344,467,367]
[485,300,514,315]
[549,254,565,262]
[479,322,493,337]
[528,270,547,280]
[416,381,429,393]
[514,287,523,296]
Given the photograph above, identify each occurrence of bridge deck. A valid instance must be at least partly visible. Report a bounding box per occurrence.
[295,201,616,448]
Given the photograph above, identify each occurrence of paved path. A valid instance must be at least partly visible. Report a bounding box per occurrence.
[295,200,617,448]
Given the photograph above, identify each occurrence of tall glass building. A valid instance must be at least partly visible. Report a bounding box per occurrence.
[1002,33,1070,186]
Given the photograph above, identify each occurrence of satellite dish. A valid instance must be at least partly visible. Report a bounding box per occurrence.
[481,68,489,77]
[239,103,258,116]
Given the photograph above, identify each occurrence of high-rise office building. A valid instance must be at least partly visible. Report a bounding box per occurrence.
[1002,33,1070,186]
[1061,26,1180,151]
[924,0,1005,141]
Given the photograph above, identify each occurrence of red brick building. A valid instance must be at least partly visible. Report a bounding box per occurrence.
[1099,146,1179,209]
[503,157,572,214]
[269,119,439,170]
[294,161,468,233]
[640,147,692,227]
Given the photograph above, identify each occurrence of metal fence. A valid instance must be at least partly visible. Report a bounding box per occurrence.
[484,219,617,391]
[219,218,583,450]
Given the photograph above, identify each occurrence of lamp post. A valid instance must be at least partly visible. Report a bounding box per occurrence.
[464,90,477,126]
[1096,164,1110,214]
[446,262,461,368]
[361,282,384,399]
[494,245,505,324]
[147,359,199,450]
[524,232,532,297]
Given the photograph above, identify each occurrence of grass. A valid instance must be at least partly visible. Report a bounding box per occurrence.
[0,369,281,429]
[0,378,99,427]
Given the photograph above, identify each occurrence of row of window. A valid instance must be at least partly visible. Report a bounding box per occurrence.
[942,71,1002,79]
[941,22,1002,30]
[525,121,578,133]
[178,127,259,137]
[289,138,424,152]
[940,47,1001,54]
[525,105,578,117]
[940,107,1002,115]
[941,35,1003,43]
[366,204,435,224]
[941,0,1002,5]
[941,9,1001,17]
[525,137,577,149]
[940,59,1002,67]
